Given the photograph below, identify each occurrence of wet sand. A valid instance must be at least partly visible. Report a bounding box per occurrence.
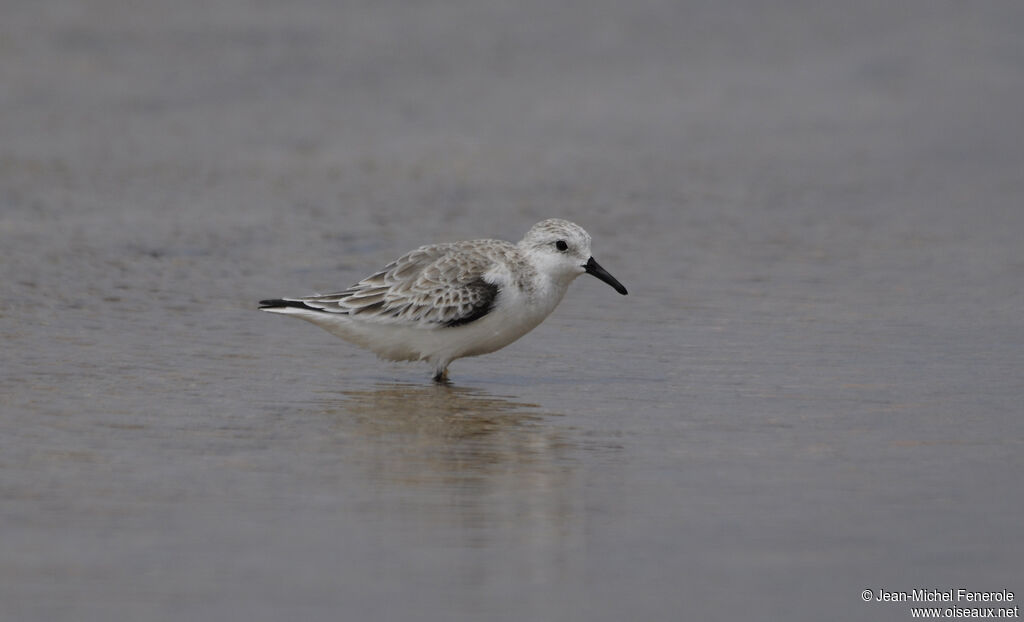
[2,2,1022,620]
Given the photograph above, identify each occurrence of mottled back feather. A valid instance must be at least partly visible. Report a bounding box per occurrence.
[283,241,507,327]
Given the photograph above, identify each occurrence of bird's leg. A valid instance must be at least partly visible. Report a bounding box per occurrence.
[432,367,449,384]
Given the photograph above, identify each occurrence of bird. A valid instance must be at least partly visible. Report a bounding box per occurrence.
[259,218,627,382]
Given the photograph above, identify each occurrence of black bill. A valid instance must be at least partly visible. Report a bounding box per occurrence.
[584,257,628,295]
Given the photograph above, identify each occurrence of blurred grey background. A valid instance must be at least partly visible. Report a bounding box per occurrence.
[2,1,1022,621]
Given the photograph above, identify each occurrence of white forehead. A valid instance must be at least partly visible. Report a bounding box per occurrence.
[521,218,591,247]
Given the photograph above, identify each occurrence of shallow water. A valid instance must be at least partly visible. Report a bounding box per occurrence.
[2,2,1023,620]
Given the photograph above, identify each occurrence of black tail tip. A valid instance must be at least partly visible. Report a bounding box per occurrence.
[259,299,322,312]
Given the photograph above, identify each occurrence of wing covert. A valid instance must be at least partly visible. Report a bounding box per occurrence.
[289,242,505,327]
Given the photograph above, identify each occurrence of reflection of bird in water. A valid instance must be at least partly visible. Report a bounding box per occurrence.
[313,383,585,567]
[313,383,570,488]
[327,383,544,440]
[259,219,627,382]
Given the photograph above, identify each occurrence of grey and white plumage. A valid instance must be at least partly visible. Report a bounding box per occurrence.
[259,218,627,382]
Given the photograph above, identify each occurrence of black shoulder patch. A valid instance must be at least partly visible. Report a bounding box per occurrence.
[444,280,499,328]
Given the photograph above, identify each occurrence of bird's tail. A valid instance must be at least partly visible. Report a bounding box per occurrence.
[258,298,323,313]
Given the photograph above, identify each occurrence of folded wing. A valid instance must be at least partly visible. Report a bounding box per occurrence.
[260,243,502,328]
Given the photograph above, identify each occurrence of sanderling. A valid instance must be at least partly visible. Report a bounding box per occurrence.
[259,218,627,382]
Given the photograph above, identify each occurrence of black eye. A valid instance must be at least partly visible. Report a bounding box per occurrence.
[555,240,568,252]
